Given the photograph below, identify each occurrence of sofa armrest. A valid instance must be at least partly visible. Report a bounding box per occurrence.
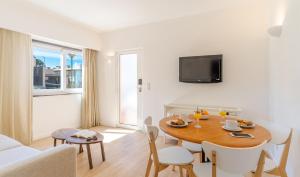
[0,134,22,151]
[0,144,77,177]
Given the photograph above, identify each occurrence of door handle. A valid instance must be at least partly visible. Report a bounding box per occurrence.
[138,79,142,92]
[138,79,142,85]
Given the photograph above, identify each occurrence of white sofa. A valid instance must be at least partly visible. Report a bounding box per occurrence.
[0,134,77,177]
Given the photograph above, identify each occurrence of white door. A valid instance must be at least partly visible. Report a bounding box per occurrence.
[118,51,142,126]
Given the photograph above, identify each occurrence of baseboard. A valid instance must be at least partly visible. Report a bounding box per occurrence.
[100,120,117,127]
[117,124,138,130]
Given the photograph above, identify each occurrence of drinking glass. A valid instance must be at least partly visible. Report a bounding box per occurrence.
[219,109,227,124]
[194,111,202,128]
[219,109,227,118]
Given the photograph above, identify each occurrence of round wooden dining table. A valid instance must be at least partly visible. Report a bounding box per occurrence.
[159,115,271,148]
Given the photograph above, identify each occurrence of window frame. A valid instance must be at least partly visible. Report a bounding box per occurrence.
[32,41,83,96]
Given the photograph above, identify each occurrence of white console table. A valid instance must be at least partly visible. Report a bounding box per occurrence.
[163,103,242,143]
[164,103,242,117]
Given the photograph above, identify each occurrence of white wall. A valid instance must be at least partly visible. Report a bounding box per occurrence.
[32,94,82,140]
[0,0,102,140]
[98,1,270,127]
[269,0,300,176]
[0,0,101,50]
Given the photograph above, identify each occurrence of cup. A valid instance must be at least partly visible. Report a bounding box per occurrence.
[225,120,239,130]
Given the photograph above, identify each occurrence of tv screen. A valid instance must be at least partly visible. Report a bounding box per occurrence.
[179,55,222,83]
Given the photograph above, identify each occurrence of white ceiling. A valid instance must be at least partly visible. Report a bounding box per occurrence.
[25,0,255,33]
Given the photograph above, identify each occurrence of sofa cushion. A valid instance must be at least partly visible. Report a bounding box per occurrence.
[0,134,22,151]
[0,146,40,167]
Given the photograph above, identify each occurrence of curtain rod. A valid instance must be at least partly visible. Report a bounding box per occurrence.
[32,39,82,52]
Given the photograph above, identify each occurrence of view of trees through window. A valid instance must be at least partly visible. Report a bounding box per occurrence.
[33,44,83,91]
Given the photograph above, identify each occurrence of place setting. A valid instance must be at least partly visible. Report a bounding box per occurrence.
[222,119,256,139]
[166,115,189,128]
[166,108,211,128]
[222,119,243,132]
[221,118,256,131]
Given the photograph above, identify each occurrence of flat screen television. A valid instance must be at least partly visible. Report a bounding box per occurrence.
[179,55,222,83]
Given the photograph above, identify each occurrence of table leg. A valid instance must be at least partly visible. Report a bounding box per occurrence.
[79,144,83,153]
[53,139,57,147]
[100,141,106,161]
[61,139,65,144]
[86,144,93,169]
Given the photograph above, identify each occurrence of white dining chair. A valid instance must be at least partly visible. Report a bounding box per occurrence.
[144,116,153,126]
[163,113,203,162]
[193,141,268,177]
[144,116,153,133]
[172,141,203,173]
[182,141,203,160]
[259,123,293,177]
[144,125,195,177]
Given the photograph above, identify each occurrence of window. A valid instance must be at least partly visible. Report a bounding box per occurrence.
[33,47,62,89]
[66,52,83,88]
[33,41,83,95]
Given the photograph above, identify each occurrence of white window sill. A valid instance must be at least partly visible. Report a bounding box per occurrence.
[33,90,82,97]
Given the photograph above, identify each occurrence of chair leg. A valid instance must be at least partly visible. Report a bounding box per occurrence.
[145,155,152,177]
[281,170,288,177]
[53,139,57,147]
[185,169,190,177]
[154,169,159,177]
[199,152,202,163]
[186,165,195,177]
[172,165,176,171]
[179,167,183,177]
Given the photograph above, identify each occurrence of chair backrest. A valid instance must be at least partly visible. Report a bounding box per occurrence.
[278,129,293,172]
[262,122,291,145]
[143,116,153,133]
[259,121,293,172]
[144,116,153,126]
[202,141,267,174]
[257,120,293,170]
[144,125,159,165]
[144,125,159,141]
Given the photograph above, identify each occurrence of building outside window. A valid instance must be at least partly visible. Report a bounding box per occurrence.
[66,52,82,89]
[33,41,83,95]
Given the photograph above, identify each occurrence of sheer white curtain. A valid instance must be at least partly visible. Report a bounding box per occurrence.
[81,49,100,128]
[0,28,33,145]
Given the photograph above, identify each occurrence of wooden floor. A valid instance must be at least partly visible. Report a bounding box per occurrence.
[31,126,195,177]
[31,126,277,177]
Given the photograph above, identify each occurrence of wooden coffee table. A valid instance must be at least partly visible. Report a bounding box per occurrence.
[51,128,79,146]
[66,133,105,169]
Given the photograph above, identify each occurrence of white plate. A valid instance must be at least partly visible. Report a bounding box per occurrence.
[240,124,256,129]
[166,120,188,128]
[222,126,242,132]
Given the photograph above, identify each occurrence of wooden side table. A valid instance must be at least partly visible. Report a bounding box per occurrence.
[66,133,105,169]
[51,128,79,146]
